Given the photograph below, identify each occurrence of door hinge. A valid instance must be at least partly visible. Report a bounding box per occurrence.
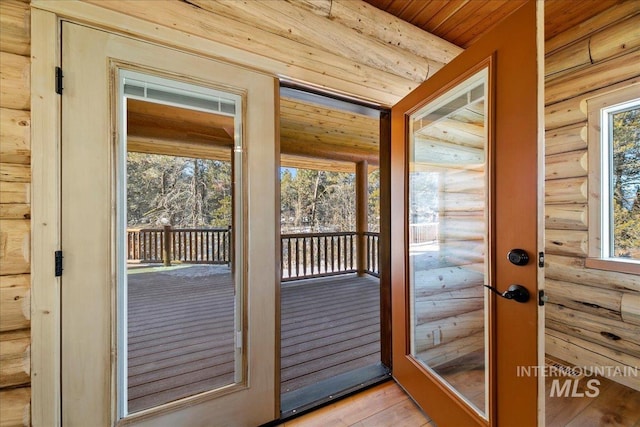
[55,250,63,277]
[55,67,63,95]
[538,251,545,268]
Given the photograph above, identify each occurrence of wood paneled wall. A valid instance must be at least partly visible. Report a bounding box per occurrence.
[0,0,31,425]
[544,5,640,391]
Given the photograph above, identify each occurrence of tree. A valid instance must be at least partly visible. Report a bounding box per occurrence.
[279,167,380,233]
[368,169,380,232]
[126,153,232,229]
[611,106,640,259]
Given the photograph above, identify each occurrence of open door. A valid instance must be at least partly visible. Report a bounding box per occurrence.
[61,22,278,426]
[390,2,543,426]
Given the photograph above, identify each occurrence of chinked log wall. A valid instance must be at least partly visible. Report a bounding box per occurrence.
[544,3,640,391]
[0,0,31,426]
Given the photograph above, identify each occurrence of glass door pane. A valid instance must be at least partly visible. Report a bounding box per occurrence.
[117,71,244,415]
[408,68,489,417]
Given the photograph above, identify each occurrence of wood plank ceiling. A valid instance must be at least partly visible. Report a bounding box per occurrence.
[126,97,380,173]
[129,0,627,172]
[363,0,626,47]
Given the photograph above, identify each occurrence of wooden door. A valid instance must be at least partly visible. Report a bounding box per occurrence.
[390,2,543,426]
[61,22,278,426]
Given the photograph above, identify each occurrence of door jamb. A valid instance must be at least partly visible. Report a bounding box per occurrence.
[31,8,62,427]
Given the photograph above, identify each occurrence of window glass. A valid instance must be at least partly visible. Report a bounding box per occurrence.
[604,100,640,261]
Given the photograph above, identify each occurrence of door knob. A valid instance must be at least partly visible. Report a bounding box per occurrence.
[484,284,530,303]
[508,249,529,266]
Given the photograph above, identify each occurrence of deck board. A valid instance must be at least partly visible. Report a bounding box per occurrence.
[280,275,380,394]
[126,266,380,413]
[127,265,236,412]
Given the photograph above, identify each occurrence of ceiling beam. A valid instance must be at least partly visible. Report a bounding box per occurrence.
[127,136,232,161]
[280,136,379,166]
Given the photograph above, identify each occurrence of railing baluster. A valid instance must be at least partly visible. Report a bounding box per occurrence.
[224,229,228,263]
[216,230,220,263]
[302,237,307,277]
[148,231,153,261]
[310,237,315,275]
[201,230,205,262]
[287,238,292,279]
[280,238,285,278]
[190,231,194,262]
[295,238,299,277]
[322,236,327,273]
[153,231,157,261]
[350,234,355,270]
[367,235,371,272]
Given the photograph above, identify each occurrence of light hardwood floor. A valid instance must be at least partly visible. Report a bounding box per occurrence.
[279,372,640,427]
[278,381,433,427]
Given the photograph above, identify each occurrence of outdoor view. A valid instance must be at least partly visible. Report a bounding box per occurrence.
[611,104,640,260]
[122,77,242,414]
[280,168,380,233]
[279,166,382,406]
[121,76,383,413]
[127,154,232,229]
[279,168,380,281]
[125,151,238,414]
[125,151,383,411]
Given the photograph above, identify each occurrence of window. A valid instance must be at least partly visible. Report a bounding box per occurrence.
[586,85,640,274]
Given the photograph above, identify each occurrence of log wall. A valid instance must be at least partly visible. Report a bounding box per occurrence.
[544,4,640,391]
[412,144,486,367]
[65,0,462,107]
[0,0,31,425]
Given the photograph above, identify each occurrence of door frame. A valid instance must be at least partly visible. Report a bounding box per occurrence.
[30,6,284,426]
[390,1,544,426]
[31,4,396,425]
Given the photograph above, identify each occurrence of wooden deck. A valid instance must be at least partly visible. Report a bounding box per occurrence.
[126,266,380,413]
[280,274,380,394]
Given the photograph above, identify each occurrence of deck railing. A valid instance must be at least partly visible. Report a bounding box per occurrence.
[127,227,231,264]
[127,227,380,280]
[409,222,438,244]
[280,231,380,281]
[364,232,380,277]
[281,231,356,281]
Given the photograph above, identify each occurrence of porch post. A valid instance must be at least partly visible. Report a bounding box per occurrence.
[356,160,368,276]
[163,224,172,267]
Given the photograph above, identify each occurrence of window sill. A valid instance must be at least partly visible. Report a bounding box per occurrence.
[585,258,640,275]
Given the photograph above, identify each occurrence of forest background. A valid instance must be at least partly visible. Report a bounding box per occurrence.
[126,153,381,234]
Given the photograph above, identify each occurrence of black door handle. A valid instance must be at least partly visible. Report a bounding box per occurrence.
[484,284,530,303]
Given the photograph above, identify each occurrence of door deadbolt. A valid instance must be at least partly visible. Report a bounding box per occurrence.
[508,249,529,266]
